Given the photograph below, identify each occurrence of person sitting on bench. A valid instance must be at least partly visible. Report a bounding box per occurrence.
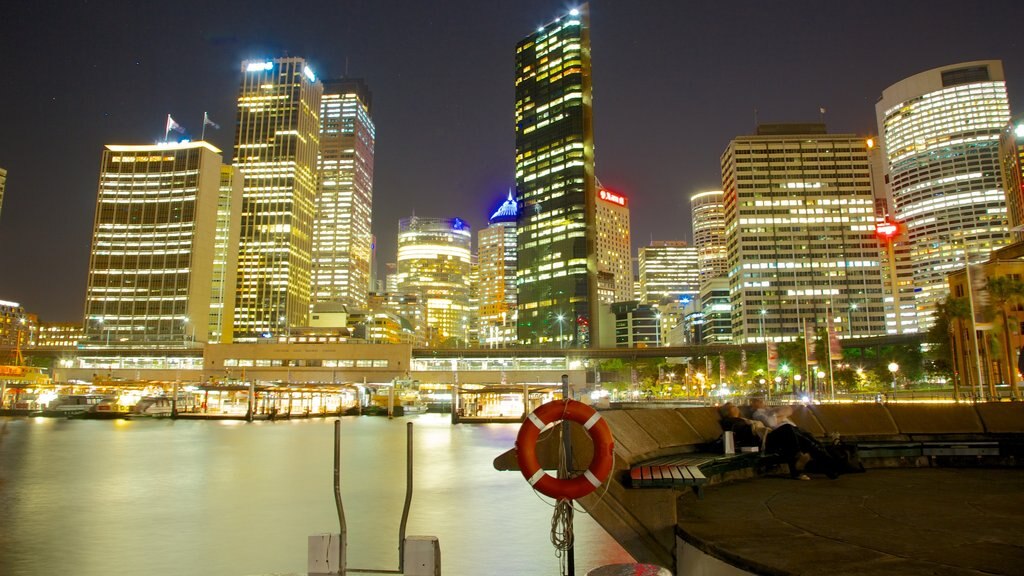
[748,398,839,479]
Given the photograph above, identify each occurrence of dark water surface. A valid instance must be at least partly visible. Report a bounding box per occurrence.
[0,414,631,576]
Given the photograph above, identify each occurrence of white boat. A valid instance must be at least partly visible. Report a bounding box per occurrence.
[130,396,174,417]
[36,394,107,417]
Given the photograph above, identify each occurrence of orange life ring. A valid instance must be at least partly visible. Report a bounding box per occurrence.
[515,399,614,500]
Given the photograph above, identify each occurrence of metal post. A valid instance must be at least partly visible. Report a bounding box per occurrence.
[398,422,413,573]
[560,374,574,576]
[334,420,347,575]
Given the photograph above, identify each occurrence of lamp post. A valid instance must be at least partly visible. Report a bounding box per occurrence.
[815,370,825,401]
[794,373,802,395]
[555,313,565,349]
[888,362,899,398]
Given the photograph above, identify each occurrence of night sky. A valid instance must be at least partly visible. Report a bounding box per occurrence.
[2,0,1023,322]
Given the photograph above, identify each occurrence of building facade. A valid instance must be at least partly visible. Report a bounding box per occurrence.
[690,190,728,291]
[232,58,323,340]
[0,167,6,223]
[1000,119,1024,244]
[876,61,1011,330]
[83,142,230,348]
[477,193,518,348]
[722,124,888,344]
[637,241,699,308]
[595,188,634,303]
[515,6,597,347]
[209,166,243,344]
[395,217,472,346]
[313,79,375,311]
[611,301,660,348]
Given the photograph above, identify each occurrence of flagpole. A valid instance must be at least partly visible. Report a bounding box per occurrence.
[201,113,207,141]
[165,114,172,143]
[963,241,985,400]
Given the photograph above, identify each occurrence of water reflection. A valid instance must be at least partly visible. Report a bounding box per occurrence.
[0,415,631,576]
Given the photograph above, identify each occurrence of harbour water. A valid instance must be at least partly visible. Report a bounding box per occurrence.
[0,414,631,576]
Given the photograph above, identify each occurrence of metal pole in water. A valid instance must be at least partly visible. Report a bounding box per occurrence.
[398,422,413,573]
[561,373,575,576]
[335,419,347,575]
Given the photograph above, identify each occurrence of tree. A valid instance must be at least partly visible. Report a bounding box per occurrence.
[931,296,971,396]
[985,275,1024,398]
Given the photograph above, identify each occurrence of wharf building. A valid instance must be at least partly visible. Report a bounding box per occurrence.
[394,217,473,347]
[722,124,888,344]
[876,61,1011,330]
[312,79,375,312]
[232,58,323,341]
[690,190,728,291]
[515,6,598,348]
[477,192,518,348]
[595,187,634,304]
[82,142,241,349]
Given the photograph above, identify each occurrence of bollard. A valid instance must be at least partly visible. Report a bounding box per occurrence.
[307,533,344,575]
[403,535,441,576]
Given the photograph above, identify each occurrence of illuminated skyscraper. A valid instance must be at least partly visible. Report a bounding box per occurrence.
[690,190,727,290]
[595,187,633,303]
[876,61,1011,329]
[0,167,6,222]
[637,241,699,307]
[313,79,375,311]
[83,142,236,348]
[999,119,1024,244]
[478,192,518,347]
[722,124,888,344]
[209,166,243,344]
[515,5,597,348]
[395,217,472,346]
[233,58,322,340]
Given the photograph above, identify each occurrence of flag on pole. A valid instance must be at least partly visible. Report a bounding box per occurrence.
[719,355,726,380]
[804,319,818,366]
[767,341,778,371]
[203,112,220,130]
[827,317,843,361]
[165,114,185,140]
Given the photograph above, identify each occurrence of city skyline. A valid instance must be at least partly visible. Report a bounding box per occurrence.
[3,1,1024,321]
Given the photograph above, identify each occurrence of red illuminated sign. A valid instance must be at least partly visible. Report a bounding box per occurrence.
[874,218,902,242]
[598,189,627,206]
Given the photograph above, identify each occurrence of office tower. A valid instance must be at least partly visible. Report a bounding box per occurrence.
[83,142,230,348]
[1000,120,1024,244]
[611,301,660,348]
[395,217,472,346]
[595,187,634,303]
[515,5,597,347]
[233,58,322,340]
[0,300,31,349]
[637,241,699,307]
[313,79,375,311]
[876,61,1011,329]
[690,190,727,290]
[209,166,243,344]
[867,139,919,334]
[722,124,888,344]
[0,167,6,222]
[478,192,518,347]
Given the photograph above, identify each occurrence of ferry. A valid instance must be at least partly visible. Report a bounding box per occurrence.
[35,394,108,417]
[130,396,174,418]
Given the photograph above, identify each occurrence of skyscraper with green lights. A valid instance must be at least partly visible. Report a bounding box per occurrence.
[514,5,597,348]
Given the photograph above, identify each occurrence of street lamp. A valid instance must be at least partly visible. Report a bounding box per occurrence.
[888,362,899,392]
[555,313,566,349]
[794,373,802,394]
[815,370,825,400]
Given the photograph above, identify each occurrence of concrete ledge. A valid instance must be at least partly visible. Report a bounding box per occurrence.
[810,404,901,440]
[886,404,985,435]
[788,405,826,436]
[975,402,1024,434]
[675,407,725,443]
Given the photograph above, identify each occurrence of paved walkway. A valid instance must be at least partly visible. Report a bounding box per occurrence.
[677,468,1024,575]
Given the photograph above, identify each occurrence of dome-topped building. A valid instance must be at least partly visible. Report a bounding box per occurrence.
[489,190,518,224]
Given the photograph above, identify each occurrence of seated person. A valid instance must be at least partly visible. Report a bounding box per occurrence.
[719,402,835,480]
[747,398,838,479]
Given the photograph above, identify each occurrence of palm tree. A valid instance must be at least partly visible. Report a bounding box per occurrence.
[932,296,972,398]
[985,275,1024,399]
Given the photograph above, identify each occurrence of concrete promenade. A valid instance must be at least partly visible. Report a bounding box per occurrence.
[677,467,1024,575]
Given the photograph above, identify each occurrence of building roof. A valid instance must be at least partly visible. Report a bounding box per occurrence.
[489,190,518,224]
